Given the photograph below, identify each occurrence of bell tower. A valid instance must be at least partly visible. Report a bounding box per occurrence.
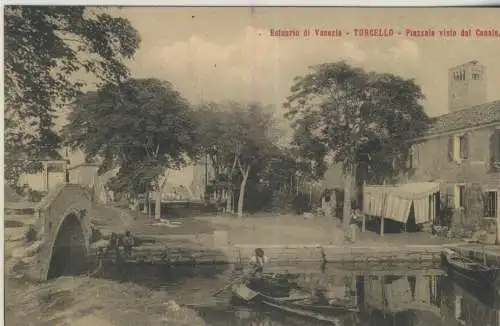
[448,60,487,112]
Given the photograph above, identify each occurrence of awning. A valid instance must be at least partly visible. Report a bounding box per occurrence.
[363,182,441,224]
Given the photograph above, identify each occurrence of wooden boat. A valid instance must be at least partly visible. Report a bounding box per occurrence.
[231,280,358,324]
[441,248,499,287]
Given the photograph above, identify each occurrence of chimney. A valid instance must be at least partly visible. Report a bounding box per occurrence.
[448,60,487,112]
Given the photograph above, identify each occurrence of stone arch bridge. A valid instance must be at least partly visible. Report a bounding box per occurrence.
[26,184,93,281]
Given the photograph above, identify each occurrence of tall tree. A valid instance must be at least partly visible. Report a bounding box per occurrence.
[194,102,238,212]
[4,6,140,186]
[284,61,430,230]
[232,103,276,217]
[194,102,276,217]
[62,78,197,218]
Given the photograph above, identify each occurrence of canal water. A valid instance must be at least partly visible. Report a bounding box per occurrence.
[5,262,500,326]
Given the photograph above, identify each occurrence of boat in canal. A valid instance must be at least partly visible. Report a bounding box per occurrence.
[231,276,358,324]
[441,248,500,288]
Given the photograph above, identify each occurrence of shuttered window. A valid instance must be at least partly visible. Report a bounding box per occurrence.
[491,129,500,170]
[448,137,454,162]
[448,134,469,163]
[459,134,469,160]
[455,184,466,209]
[484,191,498,218]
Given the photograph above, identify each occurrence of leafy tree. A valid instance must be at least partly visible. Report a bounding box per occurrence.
[194,102,276,217]
[284,61,430,229]
[62,78,197,218]
[4,6,140,186]
[193,102,238,211]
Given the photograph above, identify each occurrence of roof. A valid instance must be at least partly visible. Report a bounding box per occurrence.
[425,100,500,136]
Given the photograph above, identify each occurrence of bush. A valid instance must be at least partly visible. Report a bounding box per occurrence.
[90,226,103,243]
[27,189,44,202]
[24,225,37,242]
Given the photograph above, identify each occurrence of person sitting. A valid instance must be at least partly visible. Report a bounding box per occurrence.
[246,248,270,290]
[249,248,269,274]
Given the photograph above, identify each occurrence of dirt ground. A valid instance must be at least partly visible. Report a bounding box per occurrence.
[86,206,462,250]
[194,214,460,248]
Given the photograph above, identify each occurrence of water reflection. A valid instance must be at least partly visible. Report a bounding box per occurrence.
[192,269,500,326]
[8,260,500,326]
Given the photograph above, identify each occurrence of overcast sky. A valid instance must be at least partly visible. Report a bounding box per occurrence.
[118,7,499,113]
[59,7,500,163]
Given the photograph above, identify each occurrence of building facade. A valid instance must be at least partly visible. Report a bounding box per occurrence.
[403,101,500,231]
[18,160,68,192]
[400,61,500,239]
[320,61,500,240]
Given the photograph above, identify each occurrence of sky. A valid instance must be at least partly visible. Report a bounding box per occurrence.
[57,7,500,163]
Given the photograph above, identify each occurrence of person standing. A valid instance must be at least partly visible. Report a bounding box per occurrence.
[123,230,135,257]
[349,209,361,242]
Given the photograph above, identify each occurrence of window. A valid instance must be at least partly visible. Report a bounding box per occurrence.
[484,191,498,218]
[458,135,468,160]
[472,72,481,80]
[449,134,469,163]
[455,184,466,209]
[491,129,500,170]
[428,193,439,223]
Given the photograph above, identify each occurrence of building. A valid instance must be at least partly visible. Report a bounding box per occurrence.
[68,163,99,187]
[64,157,214,205]
[68,162,103,201]
[18,159,68,192]
[396,61,500,239]
[322,61,500,240]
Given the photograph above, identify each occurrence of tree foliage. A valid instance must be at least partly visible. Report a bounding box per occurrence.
[62,78,197,196]
[284,61,430,227]
[4,6,140,185]
[284,61,430,184]
[193,102,278,216]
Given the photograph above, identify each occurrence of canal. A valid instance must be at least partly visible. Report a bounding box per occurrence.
[5,262,500,326]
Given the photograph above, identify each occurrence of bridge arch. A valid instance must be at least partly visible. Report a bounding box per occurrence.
[32,184,93,281]
[46,209,90,279]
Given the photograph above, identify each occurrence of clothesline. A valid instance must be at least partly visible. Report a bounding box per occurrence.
[363,182,441,224]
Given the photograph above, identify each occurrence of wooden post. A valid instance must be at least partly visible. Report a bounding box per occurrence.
[380,181,387,237]
[380,191,386,237]
[497,190,500,244]
[362,181,366,233]
[381,215,385,237]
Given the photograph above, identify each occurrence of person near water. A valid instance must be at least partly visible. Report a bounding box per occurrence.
[348,208,361,242]
[249,248,269,273]
[246,248,269,290]
[123,230,135,256]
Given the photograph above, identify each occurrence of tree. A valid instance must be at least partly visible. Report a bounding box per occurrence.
[62,78,197,218]
[4,6,140,186]
[193,102,238,212]
[194,102,276,217]
[232,104,277,217]
[284,61,430,230]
